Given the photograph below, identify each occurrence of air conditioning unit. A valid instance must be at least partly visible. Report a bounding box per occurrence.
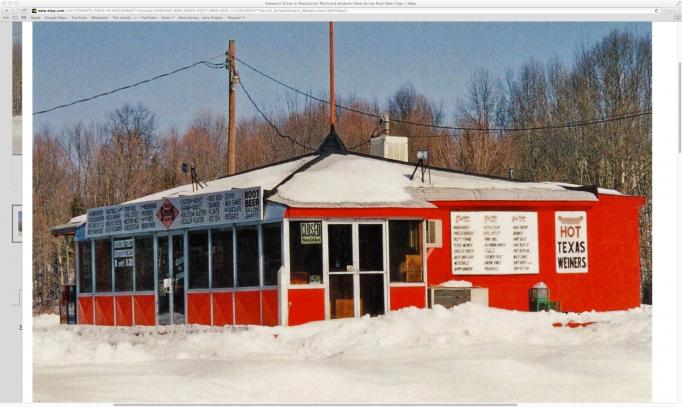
[428,286,489,308]
[370,135,408,162]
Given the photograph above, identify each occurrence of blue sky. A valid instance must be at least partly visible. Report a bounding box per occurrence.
[33,22,650,134]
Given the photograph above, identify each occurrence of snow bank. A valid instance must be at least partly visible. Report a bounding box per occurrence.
[33,313,60,328]
[33,304,651,403]
[439,279,473,287]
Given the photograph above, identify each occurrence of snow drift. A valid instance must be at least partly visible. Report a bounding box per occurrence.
[33,303,651,403]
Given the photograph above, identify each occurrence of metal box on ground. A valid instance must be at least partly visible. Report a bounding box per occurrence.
[428,286,489,309]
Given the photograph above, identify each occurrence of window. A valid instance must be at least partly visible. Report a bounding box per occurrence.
[94,239,112,292]
[328,224,352,272]
[113,237,134,292]
[78,241,92,293]
[211,229,234,288]
[289,221,323,284]
[188,231,209,289]
[263,223,282,286]
[426,219,442,248]
[389,220,423,283]
[236,226,259,287]
[135,236,154,291]
[359,224,383,271]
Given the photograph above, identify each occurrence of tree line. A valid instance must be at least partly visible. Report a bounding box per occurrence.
[33,29,652,310]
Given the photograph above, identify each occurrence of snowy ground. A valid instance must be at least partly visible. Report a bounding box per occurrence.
[33,304,651,403]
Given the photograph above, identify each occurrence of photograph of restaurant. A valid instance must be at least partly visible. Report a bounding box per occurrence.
[52,127,644,327]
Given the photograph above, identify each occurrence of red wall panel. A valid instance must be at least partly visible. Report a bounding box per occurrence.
[287,195,643,313]
[235,290,261,325]
[389,286,426,311]
[287,288,325,326]
[114,295,133,326]
[212,291,234,326]
[133,295,156,326]
[78,296,94,325]
[187,292,212,325]
[425,197,643,312]
[94,296,114,326]
[262,289,279,326]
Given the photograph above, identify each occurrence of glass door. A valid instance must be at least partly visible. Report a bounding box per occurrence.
[156,233,185,325]
[328,224,355,318]
[327,222,387,319]
[357,223,386,317]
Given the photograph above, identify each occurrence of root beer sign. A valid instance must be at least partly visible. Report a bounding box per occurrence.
[555,211,588,273]
[85,187,262,238]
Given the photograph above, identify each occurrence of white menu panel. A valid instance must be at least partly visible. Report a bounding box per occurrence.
[451,211,539,275]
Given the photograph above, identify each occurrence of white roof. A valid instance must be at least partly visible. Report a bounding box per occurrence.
[268,153,599,207]
[125,155,317,204]
[64,151,616,229]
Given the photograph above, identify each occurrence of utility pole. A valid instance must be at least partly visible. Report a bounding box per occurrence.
[329,22,336,127]
[226,40,238,176]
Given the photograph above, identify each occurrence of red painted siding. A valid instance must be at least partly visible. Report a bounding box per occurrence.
[262,289,279,326]
[389,286,426,311]
[94,296,114,326]
[78,296,94,325]
[114,295,133,326]
[187,292,212,325]
[133,295,156,326]
[287,194,643,313]
[235,290,261,325]
[428,197,643,311]
[212,291,234,326]
[287,288,326,326]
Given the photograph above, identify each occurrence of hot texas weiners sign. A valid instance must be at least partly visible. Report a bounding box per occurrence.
[555,211,588,273]
[85,187,262,239]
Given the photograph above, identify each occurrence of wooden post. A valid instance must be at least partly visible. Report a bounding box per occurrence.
[227,40,237,175]
[329,22,336,127]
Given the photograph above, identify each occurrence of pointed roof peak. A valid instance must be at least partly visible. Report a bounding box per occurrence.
[317,124,347,155]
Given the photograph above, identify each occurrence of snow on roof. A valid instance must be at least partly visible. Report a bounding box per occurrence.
[73,150,617,226]
[268,153,599,207]
[52,213,87,236]
[125,155,317,204]
[543,182,624,196]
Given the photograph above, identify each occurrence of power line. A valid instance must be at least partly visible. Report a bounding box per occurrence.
[234,55,651,133]
[396,110,652,136]
[234,56,382,119]
[34,59,227,116]
[347,110,649,150]
[239,79,316,152]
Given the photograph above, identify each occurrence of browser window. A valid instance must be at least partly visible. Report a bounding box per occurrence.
[0,1,679,405]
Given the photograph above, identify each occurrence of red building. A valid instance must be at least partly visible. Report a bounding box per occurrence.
[53,130,644,327]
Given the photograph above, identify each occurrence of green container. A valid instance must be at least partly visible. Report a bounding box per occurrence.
[529,282,558,312]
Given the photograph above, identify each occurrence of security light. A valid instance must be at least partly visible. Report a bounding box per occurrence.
[417,150,428,160]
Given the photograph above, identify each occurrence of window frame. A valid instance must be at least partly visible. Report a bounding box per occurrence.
[187,229,210,290]
[288,219,324,286]
[387,219,427,286]
[133,234,155,293]
[112,236,135,293]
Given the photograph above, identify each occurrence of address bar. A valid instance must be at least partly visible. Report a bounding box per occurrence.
[54,7,659,14]
[336,7,659,14]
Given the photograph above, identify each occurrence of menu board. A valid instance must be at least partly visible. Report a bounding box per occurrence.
[86,187,262,239]
[451,211,539,275]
